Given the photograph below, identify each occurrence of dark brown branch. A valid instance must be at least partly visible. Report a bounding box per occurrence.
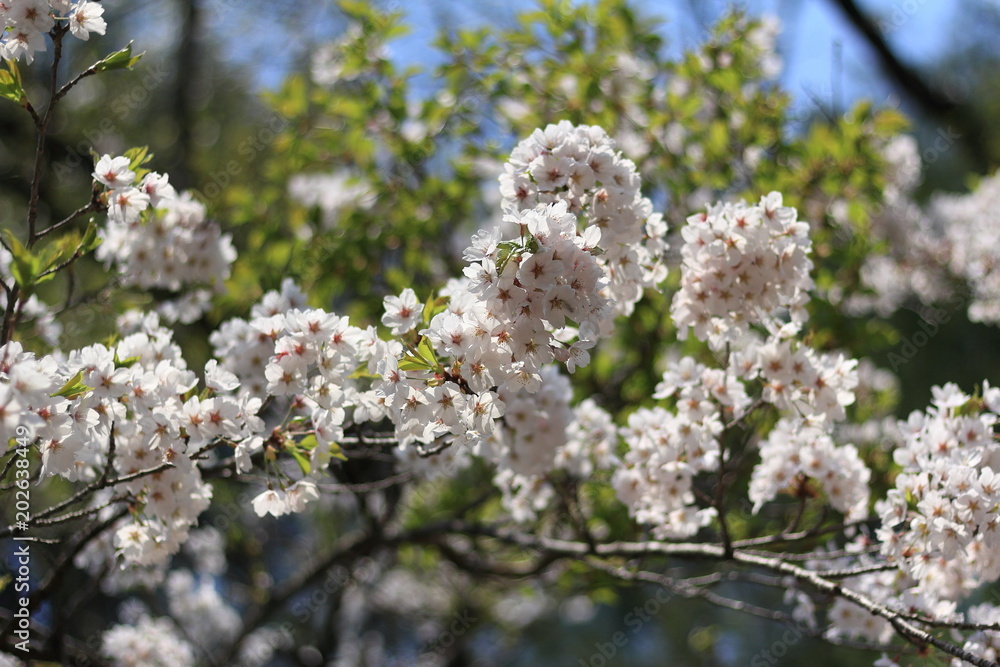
[828,0,993,172]
[34,183,104,241]
[587,559,915,656]
[734,550,999,667]
[219,529,377,665]
[0,460,173,538]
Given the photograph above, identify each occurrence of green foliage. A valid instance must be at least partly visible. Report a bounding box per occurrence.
[91,41,144,73]
[0,60,25,106]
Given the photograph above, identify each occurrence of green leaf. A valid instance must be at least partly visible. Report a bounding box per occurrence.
[51,371,92,400]
[113,353,142,367]
[81,219,103,253]
[288,446,311,475]
[123,146,153,173]
[298,434,318,450]
[495,240,521,276]
[0,60,26,105]
[416,336,438,367]
[92,42,144,73]
[330,442,348,461]
[399,355,430,371]
[422,292,449,324]
[1,230,38,291]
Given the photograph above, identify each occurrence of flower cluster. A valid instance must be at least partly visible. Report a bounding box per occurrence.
[94,155,236,322]
[459,202,607,375]
[671,192,813,348]
[1,310,265,567]
[610,193,863,537]
[838,136,952,318]
[102,615,195,667]
[611,355,742,538]
[499,120,668,317]
[749,417,870,520]
[210,278,308,398]
[492,370,617,522]
[754,337,859,423]
[956,603,1000,666]
[935,170,1000,323]
[0,0,106,64]
[876,382,1000,601]
[612,404,719,539]
[0,341,62,458]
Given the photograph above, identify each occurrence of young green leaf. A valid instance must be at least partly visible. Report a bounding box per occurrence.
[93,42,144,73]
[329,443,348,462]
[288,446,312,475]
[51,371,92,400]
[1,230,39,291]
[0,65,26,105]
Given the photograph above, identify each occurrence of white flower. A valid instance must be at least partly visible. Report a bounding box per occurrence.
[381,288,421,335]
[68,1,106,40]
[252,488,289,517]
[93,155,136,189]
[285,480,319,512]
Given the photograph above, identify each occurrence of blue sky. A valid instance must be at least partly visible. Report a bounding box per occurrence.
[359,0,958,120]
[111,0,958,132]
[184,0,958,117]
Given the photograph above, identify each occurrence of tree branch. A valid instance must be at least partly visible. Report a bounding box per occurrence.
[827,0,993,172]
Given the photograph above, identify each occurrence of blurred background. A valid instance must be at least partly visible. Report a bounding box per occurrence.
[4,0,1000,665]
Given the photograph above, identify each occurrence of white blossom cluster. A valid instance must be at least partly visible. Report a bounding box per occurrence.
[0,0,105,64]
[0,341,63,460]
[165,569,241,649]
[935,170,1000,323]
[492,370,618,522]
[612,403,719,539]
[101,615,195,667]
[754,337,859,423]
[210,278,308,398]
[88,528,285,664]
[610,356,749,538]
[876,382,1000,601]
[803,536,958,647]
[1,310,265,567]
[210,119,666,521]
[954,603,1000,666]
[93,155,237,322]
[671,192,813,349]
[498,120,669,317]
[287,169,375,230]
[749,418,870,521]
[837,135,952,318]
[834,137,1000,328]
[611,197,864,537]
[457,201,606,377]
